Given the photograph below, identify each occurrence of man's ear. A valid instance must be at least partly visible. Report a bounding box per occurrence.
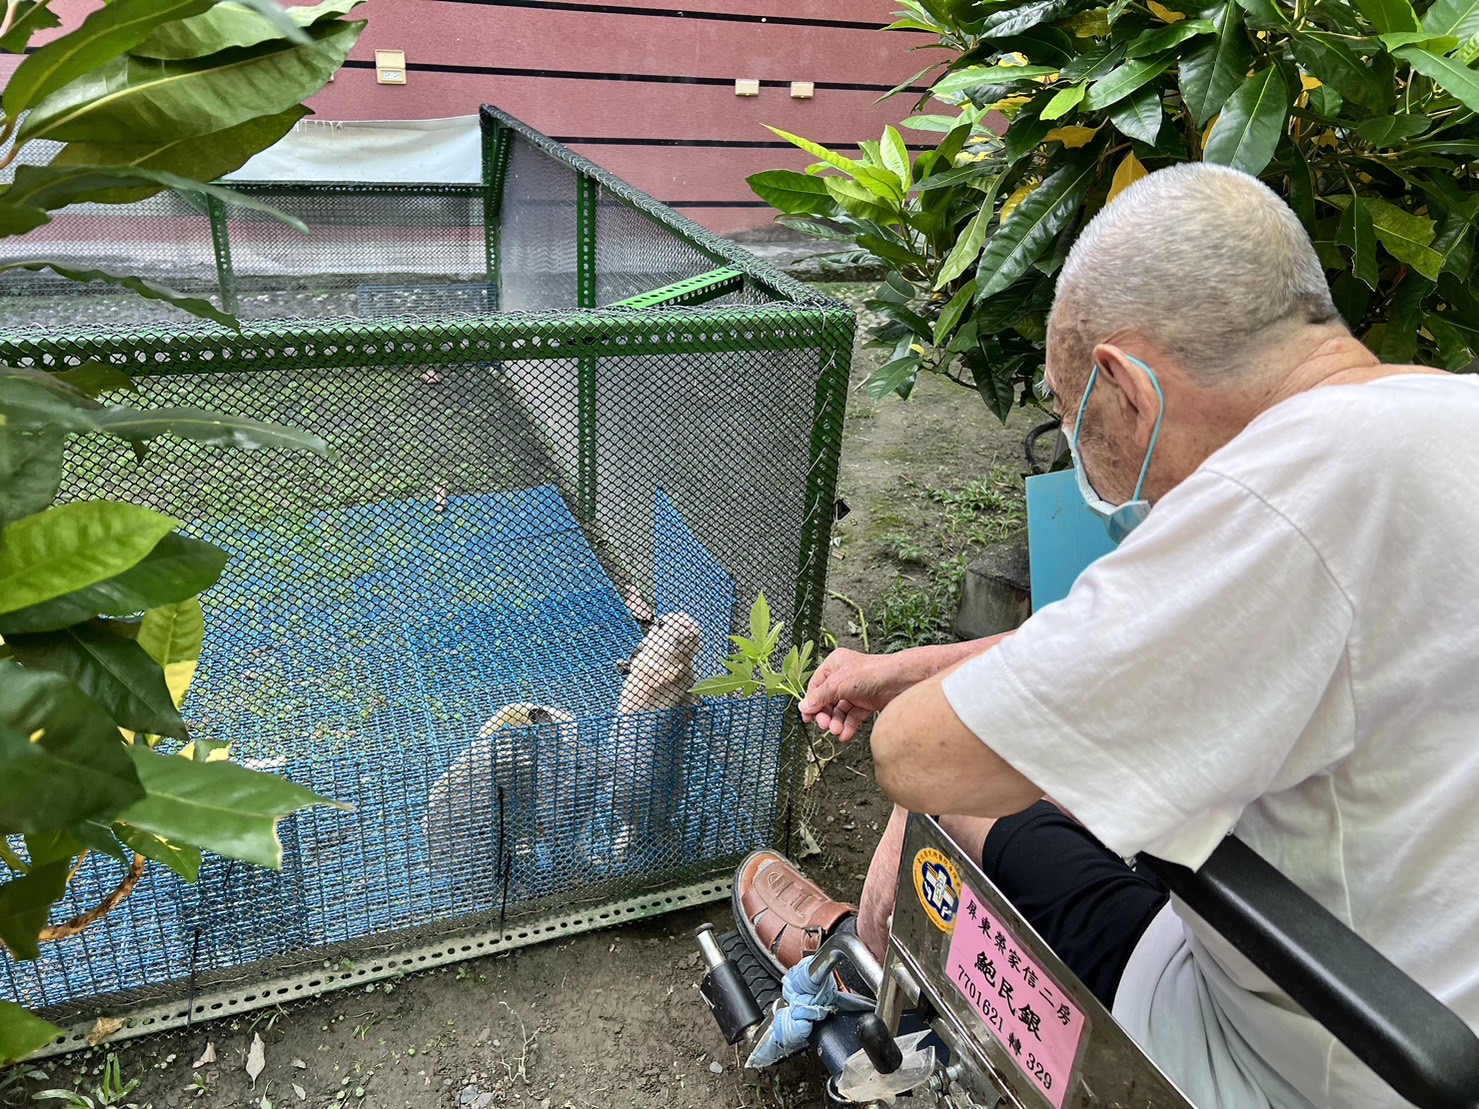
[1094,343,1165,448]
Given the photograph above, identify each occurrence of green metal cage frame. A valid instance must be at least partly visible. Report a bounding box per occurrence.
[0,105,855,1041]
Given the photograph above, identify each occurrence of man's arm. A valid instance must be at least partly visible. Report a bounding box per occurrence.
[870,655,1041,818]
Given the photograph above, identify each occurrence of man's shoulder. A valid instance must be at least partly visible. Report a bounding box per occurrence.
[1207,372,1476,480]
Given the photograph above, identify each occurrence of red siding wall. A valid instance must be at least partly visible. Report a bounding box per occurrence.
[28,0,935,233]
[317,0,933,232]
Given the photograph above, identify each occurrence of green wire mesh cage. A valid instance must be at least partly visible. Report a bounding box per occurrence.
[0,106,854,1044]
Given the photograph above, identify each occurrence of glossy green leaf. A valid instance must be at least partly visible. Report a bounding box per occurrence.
[0,431,65,529]
[0,862,68,960]
[0,259,236,328]
[1179,2,1252,125]
[17,19,364,145]
[0,999,62,1065]
[1329,194,1443,278]
[1376,30,1459,49]
[43,107,310,204]
[1291,32,1386,108]
[73,820,129,862]
[1203,68,1289,175]
[1041,82,1087,120]
[1354,113,1430,146]
[965,347,1018,423]
[1362,196,1443,278]
[1336,197,1381,288]
[92,407,330,454]
[0,203,51,236]
[5,165,308,231]
[134,0,362,59]
[978,0,1103,38]
[0,535,225,635]
[935,202,994,287]
[881,126,912,189]
[823,177,897,222]
[0,1,62,54]
[1230,0,1291,28]
[113,821,201,882]
[48,364,136,398]
[1421,0,1479,38]
[774,217,853,242]
[0,365,102,433]
[933,279,978,345]
[5,624,186,739]
[0,501,177,617]
[137,598,207,667]
[1425,313,1474,369]
[764,126,864,177]
[1393,45,1479,112]
[118,746,345,870]
[1125,18,1216,56]
[932,64,1061,98]
[1060,41,1129,83]
[0,664,146,834]
[1308,83,1344,118]
[977,149,1100,299]
[857,233,927,269]
[1083,54,1174,110]
[1459,28,1479,61]
[1354,0,1422,30]
[747,170,836,217]
[1108,83,1163,144]
[23,830,82,869]
[901,114,964,132]
[1429,192,1478,277]
[915,161,1000,191]
[1378,275,1431,361]
[1281,138,1317,231]
[3,0,212,116]
[865,351,924,400]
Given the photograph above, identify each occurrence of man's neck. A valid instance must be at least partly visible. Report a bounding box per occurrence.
[1255,331,1438,412]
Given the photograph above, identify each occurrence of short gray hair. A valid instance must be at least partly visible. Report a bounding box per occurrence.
[1049,163,1341,386]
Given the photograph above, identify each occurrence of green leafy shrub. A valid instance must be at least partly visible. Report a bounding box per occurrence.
[750,0,1478,420]
[0,0,366,1063]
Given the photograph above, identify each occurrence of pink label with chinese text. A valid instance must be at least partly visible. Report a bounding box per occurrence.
[945,882,1087,1109]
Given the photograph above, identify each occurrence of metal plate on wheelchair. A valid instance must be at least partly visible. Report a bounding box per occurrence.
[890,815,1194,1109]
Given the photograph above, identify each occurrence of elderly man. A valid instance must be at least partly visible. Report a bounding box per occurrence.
[733,162,1479,1108]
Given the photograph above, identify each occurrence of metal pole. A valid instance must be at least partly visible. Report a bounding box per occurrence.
[576,175,599,529]
[206,195,238,316]
[481,112,512,311]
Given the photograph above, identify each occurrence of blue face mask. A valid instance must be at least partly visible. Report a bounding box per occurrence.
[1065,355,1166,545]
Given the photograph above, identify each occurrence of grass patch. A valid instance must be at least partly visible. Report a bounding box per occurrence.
[873,467,1024,651]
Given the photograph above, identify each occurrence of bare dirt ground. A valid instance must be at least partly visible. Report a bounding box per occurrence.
[8,283,1036,1109]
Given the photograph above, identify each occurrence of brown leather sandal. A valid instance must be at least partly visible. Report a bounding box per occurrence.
[732,849,857,977]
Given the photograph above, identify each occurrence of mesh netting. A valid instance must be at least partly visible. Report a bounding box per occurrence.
[0,106,853,1024]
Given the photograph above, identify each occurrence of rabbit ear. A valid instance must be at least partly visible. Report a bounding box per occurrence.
[529,707,553,725]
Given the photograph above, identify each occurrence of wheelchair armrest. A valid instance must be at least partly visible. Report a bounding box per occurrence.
[1142,838,1479,1109]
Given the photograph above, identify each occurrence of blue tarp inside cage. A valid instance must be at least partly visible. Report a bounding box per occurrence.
[3,487,786,1010]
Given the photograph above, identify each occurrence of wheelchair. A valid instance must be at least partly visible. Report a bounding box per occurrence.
[695,811,1479,1108]
[695,468,1479,1108]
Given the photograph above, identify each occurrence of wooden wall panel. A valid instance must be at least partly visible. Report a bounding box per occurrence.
[350,1,932,86]
[21,0,946,234]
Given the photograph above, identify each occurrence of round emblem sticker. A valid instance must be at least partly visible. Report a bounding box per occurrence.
[912,847,961,934]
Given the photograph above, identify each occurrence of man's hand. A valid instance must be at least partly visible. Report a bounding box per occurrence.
[800,633,1017,744]
[798,648,907,743]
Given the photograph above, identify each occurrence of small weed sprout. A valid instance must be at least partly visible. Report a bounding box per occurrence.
[689,593,816,703]
[32,1055,140,1109]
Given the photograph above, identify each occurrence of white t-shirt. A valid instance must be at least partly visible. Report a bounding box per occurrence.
[942,374,1479,1109]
